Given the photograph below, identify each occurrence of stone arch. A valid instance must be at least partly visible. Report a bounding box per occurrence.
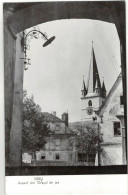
[4,2,126,166]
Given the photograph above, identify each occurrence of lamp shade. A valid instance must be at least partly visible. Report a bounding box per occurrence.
[43,36,55,47]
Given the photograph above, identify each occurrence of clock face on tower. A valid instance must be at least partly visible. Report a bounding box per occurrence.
[86,107,94,115]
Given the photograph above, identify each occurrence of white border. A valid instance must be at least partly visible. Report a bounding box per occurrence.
[5,175,128,195]
[0,1,5,195]
[0,1,127,195]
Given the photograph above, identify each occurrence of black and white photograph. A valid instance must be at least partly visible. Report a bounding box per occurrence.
[4,0,127,182]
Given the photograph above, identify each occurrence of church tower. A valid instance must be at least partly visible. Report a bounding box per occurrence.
[81,43,107,121]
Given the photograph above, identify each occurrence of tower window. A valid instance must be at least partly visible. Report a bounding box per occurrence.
[88,100,92,107]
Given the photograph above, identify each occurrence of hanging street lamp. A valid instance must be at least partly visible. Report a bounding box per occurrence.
[20,26,55,70]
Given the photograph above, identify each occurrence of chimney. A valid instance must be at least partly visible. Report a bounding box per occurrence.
[53,111,56,116]
[62,112,68,126]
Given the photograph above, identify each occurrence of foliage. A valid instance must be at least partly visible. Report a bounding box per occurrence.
[75,124,103,162]
[22,90,49,156]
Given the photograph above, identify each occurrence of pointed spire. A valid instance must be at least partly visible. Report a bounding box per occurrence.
[94,73,100,95]
[95,74,98,88]
[92,47,101,91]
[87,42,101,94]
[101,78,107,98]
[81,76,87,97]
[82,76,86,91]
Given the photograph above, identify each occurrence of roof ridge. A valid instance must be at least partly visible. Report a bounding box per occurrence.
[42,112,63,122]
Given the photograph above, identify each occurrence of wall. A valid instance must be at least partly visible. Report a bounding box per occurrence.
[9,33,24,166]
[81,96,104,109]
[36,151,75,165]
[100,80,122,143]
[4,8,16,166]
[100,145,122,165]
[99,78,123,165]
[81,96,104,120]
[48,122,66,134]
[4,7,24,166]
[36,132,75,165]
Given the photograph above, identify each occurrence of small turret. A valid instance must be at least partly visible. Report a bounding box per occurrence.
[81,77,87,98]
[101,79,107,98]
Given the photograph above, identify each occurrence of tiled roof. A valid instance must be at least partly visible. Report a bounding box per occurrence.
[42,112,62,122]
[42,112,76,135]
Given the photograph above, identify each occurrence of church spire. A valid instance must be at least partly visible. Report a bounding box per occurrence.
[87,42,101,94]
[81,43,107,121]
[81,76,87,97]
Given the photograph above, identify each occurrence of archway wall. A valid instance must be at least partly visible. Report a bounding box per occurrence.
[8,33,24,166]
[4,2,126,166]
[9,2,120,35]
[4,8,17,166]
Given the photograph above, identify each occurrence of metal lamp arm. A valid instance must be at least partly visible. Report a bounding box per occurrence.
[25,29,48,41]
[21,28,55,70]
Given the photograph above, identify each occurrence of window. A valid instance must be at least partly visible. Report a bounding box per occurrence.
[92,116,97,121]
[55,139,60,146]
[78,153,95,163]
[55,154,60,160]
[78,153,87,162]
[56,125,60,131]
[120,95,124,105]
[88,100,92,107]
[113,122,121,136]
[41,155,45,160]
[88,154,96,162]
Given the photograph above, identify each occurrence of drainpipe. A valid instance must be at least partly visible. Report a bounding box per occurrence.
[97,122,101,166]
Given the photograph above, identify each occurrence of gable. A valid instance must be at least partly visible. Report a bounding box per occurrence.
[42,112,74,135]
[97,73,122,116]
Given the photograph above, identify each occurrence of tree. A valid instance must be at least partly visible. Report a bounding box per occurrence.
[75,123,103,164]
[22,90,49,164]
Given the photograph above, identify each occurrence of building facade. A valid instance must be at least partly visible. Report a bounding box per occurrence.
[97,73,125,165]
[36,112,76,166]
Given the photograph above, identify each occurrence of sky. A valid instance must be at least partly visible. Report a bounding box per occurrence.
[23,19,121,122]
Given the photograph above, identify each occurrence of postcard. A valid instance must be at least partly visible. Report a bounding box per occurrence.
[3,1,127,195]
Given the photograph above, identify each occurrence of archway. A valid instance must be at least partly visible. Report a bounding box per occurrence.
[4,2,126,167]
